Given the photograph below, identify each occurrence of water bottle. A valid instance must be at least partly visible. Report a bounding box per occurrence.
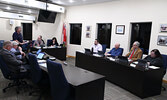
[115,56,119,62]
[145,63,149,70]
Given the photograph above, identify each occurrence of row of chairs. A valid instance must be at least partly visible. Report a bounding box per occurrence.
[0,54,74,100]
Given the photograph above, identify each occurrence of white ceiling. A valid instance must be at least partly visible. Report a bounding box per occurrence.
[48,0,115,6]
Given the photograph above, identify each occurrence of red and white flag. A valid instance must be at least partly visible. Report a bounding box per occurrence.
[62,23,67,46]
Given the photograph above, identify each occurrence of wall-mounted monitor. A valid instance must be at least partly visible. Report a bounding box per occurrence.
[38,9,57,23]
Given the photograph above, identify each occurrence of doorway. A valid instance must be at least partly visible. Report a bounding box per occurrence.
[130,22,152,54]
[97,23,112,48]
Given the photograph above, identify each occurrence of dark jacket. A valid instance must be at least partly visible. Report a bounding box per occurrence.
[0,49,22,73]
[49,41,59,46]
[144,55,163,68]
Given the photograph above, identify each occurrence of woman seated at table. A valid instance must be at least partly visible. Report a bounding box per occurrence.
[50,37,59,46]
[144,49,163,68]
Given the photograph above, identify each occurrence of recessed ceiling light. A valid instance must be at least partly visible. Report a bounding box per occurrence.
[28,9,31,13]
[6,6,11,10]
[69,0,75,3]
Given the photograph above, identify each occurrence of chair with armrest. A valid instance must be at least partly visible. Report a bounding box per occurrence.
[102,44,107,54]
[47,59,74,100]
[162,54,167,91]
[47,39,52,46]
[0,55,30,94]
[28,53,50,99]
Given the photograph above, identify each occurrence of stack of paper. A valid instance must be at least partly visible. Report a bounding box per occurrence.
[149,66,160,69]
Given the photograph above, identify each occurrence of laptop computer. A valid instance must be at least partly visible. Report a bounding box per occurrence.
[137,59,148,67]
[37,52,45,59]
[85,48,91,54]
[117,56,129,65]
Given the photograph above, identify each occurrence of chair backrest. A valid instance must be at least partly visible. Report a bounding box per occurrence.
[102,44,107,54]
[0,40,4,49]
[47,59,70,100]
[120,48,124,56]
[47,39,52,46]
[0,55,11,79]
[162,54,167,69]
[140,48,144,53]
[28,53,42,84]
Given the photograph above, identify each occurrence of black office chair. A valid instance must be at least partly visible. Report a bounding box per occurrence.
[0,55,30,94]
[47,59,74,100]
[162,54,167,91]
[28,53,50,99]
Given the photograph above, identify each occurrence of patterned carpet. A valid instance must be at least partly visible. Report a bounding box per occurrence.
[0,58,167,100]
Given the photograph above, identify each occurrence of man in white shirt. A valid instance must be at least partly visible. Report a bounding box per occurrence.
[91,39,102,53]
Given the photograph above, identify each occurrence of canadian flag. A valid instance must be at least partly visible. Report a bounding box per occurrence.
[62,23,67,46]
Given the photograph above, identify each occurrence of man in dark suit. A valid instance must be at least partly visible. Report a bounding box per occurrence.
[0,41,29,74]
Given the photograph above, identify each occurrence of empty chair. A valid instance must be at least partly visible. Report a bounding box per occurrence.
[47,39,52,46]
[28,53,50,99]
[102,44,107,54]
[47,59,74,100]
[0,55,30,94]
[162,54,167,91]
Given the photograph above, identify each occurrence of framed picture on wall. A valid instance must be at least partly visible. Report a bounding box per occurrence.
[157,35,167,46]
[116,25,125,34]
[160,24,167,32]
[86,26,92,38]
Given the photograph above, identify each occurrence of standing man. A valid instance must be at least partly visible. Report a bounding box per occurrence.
[91,39,102,53]
[13,26,24,45]
[126,41,143,62]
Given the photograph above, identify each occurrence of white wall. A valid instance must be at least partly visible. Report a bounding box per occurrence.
[65,0,167,80]
[0,13,64,44]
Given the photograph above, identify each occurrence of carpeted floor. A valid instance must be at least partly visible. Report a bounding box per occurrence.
[0,58,167,100]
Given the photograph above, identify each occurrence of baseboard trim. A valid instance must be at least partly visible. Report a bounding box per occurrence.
[67,55,76,58]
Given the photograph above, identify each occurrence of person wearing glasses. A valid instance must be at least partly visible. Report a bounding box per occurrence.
[126,41,143,62]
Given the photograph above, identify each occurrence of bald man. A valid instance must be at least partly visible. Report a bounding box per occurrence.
[105,43,123,57]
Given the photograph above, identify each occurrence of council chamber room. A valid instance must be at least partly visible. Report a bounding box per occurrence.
[0,0,167,100]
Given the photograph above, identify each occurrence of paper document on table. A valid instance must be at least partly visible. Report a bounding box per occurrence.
[47,46,55,48]
[93,54,102,57]
[130,63,136,68]
[107,57,115,61]
[133,61,138,64]
[39,63,47,68]
[34,46,41,49]
[149,66,160,69]
[38,60,46,63]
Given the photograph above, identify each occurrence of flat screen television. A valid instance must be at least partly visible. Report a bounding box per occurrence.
[38,9,57,23]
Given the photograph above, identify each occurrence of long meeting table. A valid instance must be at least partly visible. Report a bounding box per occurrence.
[75,51,164,98]
[39,56,105,100]
[33,46,67,61]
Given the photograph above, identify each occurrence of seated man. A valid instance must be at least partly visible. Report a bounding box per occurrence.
[33,35,45,47]
[105,43,123,57]
[126,41,143,62]
[11,41,25,60]
[0,41,29,73]
[144,49,163,68]
[91,39,102,53]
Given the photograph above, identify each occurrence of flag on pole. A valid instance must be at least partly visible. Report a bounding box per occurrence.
[62,23,67,47]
